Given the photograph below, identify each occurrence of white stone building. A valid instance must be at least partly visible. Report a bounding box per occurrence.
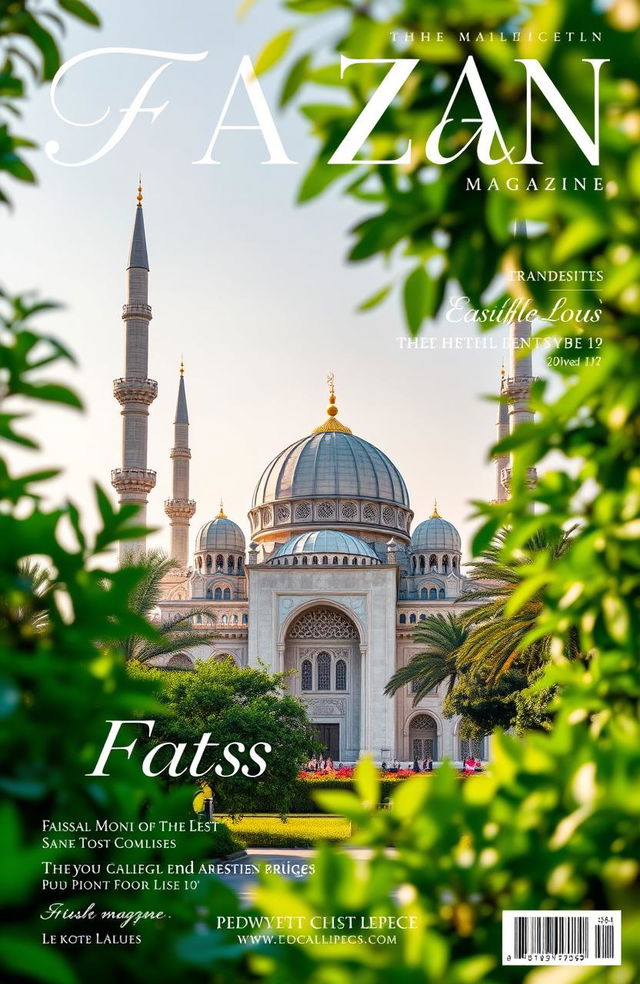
[111,192,534,766]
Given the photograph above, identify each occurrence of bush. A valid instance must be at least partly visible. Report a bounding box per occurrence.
[209,822,243,858]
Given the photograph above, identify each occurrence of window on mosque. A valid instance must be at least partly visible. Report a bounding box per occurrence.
[302,556,308,565]
[442,554,449,574]
[206,555,212,573]
[438,588,445,599]
[317,652,331,690]
[312,556,318,565]
[237,557,243,573]
[214,587,222,600]
[242,613,248,624]
[332,556,338,565]
[352,557,358,565]
[419,556,425,574]
[293,557,299,566]
[399,614,406,624]
[228,556,234,573]
[223,588,231,600]
[409,614,416,624]
[221,615,228,624]
[206,588,212,600]
[231,614,238,624]
[335,659,347,690]
[216,554,224,570]
[342,556,349,565]
[429,588,437,600]
[420,588,427,600]
[460,737,485,760]
[301,659,312,691]
[322,556,328,565]
[419,613,426,620]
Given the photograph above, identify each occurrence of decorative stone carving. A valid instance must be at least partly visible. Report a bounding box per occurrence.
[288,606,358,639]
[305,698,345,716]
[295,502,311,519]
[341,502,357,519]
[277,504,290,522]
[317,501,334,519]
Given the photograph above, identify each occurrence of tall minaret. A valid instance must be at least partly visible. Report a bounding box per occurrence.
[494,364,509,502]
[500,222,537,497]
[111,181,157,560]
[164,362,196,567]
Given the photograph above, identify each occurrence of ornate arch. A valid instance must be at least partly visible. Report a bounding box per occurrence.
[285,605,360,642]
[280,600,364,645]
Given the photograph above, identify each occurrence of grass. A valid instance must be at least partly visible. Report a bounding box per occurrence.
[219,814,352,849]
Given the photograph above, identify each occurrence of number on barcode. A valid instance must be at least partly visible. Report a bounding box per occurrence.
[502,911,621,966]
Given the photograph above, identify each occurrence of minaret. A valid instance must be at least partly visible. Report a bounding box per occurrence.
[500,221,537,497]
[164,361,196,567]
[494,364,509,502]
[111,181,157,560]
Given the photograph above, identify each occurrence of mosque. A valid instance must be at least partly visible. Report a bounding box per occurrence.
[111,188,535,766]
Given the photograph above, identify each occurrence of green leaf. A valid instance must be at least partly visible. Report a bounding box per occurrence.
[354,756,380,808]
[357,284,392,311]
[254,29,295,76]
[298,158,351,203]
[403,265,429,336]
[280,53,311,107]
[57,0,100,26]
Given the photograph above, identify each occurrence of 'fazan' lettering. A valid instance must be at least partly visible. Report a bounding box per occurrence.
[46,49,608,168]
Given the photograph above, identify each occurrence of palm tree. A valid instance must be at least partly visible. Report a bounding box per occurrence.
[120,549,218,664]
[385,612,470,704]
[456,527,581,680]
[14,561,52,632]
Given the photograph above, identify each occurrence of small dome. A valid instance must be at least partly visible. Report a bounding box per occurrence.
[411,515,461,554]
[195,514,246,554]
[267,529,380,563]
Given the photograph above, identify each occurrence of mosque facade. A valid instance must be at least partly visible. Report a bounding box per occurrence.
[111,192,535,766]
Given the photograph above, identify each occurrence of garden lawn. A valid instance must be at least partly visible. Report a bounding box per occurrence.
[220,814,351,849]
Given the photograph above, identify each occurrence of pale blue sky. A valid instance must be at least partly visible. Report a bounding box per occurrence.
[2,0,539,559]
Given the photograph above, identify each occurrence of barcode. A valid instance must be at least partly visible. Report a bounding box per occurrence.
[595,924,615,959]
[502,910,621,966]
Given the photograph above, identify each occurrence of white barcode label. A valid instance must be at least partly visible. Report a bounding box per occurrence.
[502,911,621,965]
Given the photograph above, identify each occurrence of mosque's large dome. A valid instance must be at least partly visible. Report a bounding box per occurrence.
[252,431,409,508]
[249,385,412,546]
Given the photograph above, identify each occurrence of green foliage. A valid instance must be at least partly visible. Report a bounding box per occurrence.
[0,0,100,205]
[459,527,582,679]
[234,667,639,983]
[385,612,467,703]
[128,659,317,815]
[442,665,528,737]
[118,548,218,662]
[257,0,640,334]
[209,821,243,857]
[290,777,409,813]
[0,292,257,983]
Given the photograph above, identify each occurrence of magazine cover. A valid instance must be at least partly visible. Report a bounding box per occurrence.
[1,0,638,982]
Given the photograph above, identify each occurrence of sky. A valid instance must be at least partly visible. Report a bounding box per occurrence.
[1,0,542,562]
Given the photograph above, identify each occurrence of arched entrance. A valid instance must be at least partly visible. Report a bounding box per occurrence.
[284,605,361,762]
[408,713,438,761]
